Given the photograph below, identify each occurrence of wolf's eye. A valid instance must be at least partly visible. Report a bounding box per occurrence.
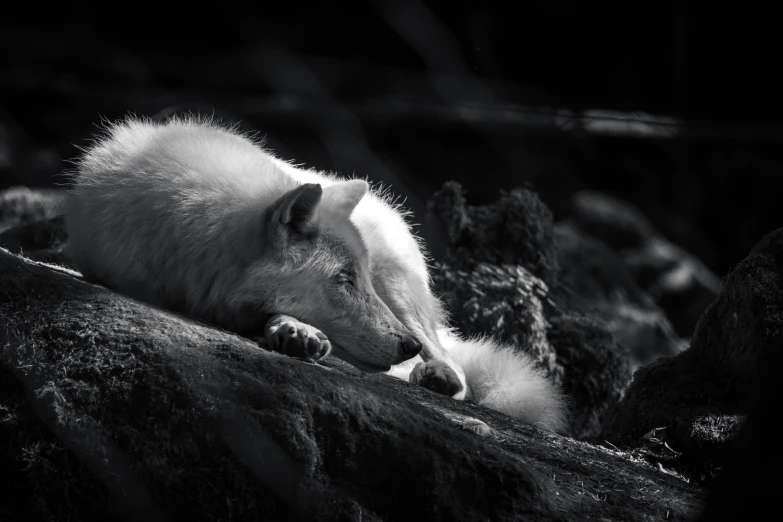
[334,269,355,287]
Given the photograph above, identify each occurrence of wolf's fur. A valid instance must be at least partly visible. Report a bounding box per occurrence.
[440,330,567,432]
[64,115,567,433]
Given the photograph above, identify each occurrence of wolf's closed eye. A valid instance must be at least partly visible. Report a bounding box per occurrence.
[334,268,356,287]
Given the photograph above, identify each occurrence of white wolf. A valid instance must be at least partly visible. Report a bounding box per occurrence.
[64,116,567,433]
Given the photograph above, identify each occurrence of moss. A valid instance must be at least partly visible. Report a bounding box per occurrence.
[431,259,634,440]
[431,262,559,379]
[0,365,116,522]
[547,313,632,439]
[683,228,783,399]
[428,184,639,440]
[608,228,783,480]
[427,181,560,287]
[0,203,710,520]
[0,250,567,521]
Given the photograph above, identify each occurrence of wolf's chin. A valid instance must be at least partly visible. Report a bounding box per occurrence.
[331,344,392,373]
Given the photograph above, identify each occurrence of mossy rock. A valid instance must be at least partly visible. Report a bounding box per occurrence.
[0,248,707,521]
[427,181,559,287]
[609,228,783,481]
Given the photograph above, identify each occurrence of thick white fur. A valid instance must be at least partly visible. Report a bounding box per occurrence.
[64,115,567,433]
[439,329,567,433]
[385,328,567,433]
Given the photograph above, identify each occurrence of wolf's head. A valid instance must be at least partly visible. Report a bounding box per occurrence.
[239,179,421,371]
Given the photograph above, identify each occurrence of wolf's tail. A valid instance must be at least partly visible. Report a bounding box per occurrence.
[438,329,569,434]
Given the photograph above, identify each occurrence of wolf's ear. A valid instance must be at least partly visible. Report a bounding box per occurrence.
[322,179,369,217]
[271,183,323,236]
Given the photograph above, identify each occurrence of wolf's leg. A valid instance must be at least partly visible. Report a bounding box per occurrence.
[263,314,331,363]
[369,266,469,398]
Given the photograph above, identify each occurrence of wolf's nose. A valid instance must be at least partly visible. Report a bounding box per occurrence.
[400,335,422,356]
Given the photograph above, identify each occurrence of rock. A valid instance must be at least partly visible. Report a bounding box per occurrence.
[428,187,639,440]
[546,313,632,439]
[607,351,745,486]
[0,186,66,233]
[623,238,721,338]
[0,248,707,521]
[570,191,654,251]
[0,215,69,265]
[688,228,783,397]
[431,262,559,380]
[606,353,744,485]
[609,228,783,482]
[610,352,735,437]
[567,191,720,338]
[427,181,560,287]
[431,260,632,440]
[425,180,471,248]
[553,223,684,373]
[552,222,648,307]
[698,332,782,521]
[607,305,686,371]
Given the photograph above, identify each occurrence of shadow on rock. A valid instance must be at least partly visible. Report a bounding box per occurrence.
[566,191,721,339]
[609,227,783,484]
[0,186,707,521]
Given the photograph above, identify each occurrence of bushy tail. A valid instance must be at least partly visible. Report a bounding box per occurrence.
[438,329,569,434]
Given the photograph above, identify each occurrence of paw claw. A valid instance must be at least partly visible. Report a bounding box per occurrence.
[305,336,321,357]
[318,339,332,358]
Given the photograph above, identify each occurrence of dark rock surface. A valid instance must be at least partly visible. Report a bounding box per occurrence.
[428,183,674,439]
[0,214,68,265]
[689,228,783,397]
[610,227,783,483]
[546,313,632,440]
[624,238,721,339]
[566,191,721,338]
[0,247,707,521]
[698,328,782,522]
[569,191,655,251]
[431,259,633,441]
[553,223,684,372]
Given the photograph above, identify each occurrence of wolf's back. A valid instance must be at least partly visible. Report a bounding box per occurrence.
[64,116,288,318]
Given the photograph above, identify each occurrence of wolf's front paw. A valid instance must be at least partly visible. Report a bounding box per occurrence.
[264,315,331,363]
[410,360,464,398]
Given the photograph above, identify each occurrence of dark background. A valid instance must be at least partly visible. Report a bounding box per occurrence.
[1,3,780,276]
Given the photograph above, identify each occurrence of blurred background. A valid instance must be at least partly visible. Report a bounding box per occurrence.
[1,3,779,277]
